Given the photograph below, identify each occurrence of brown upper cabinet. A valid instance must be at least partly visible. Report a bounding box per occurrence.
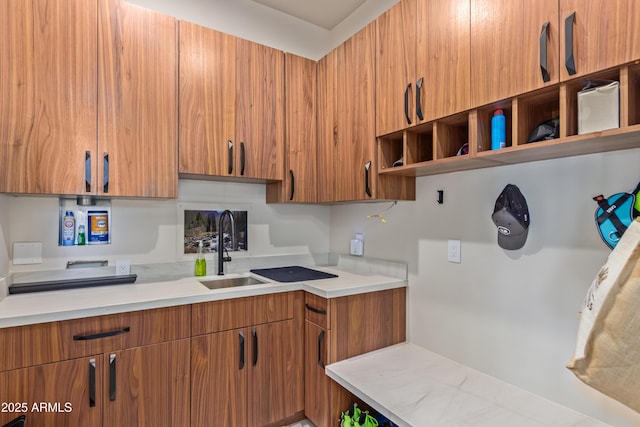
[235,39,285,181]
[179,22,284,182]
[0,0,97,196]
[470,0,559,108]
[179,21,236,177]
[266,54,318,203]
[98,0,178,198]
[559,0,640,81]
[318,23,377,202]
[376,0,470,136]
[0,0,177,198]
[318,22,415,202]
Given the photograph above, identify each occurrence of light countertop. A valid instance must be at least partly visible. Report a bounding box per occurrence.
[326,342,610,427]
[0,263,406,328]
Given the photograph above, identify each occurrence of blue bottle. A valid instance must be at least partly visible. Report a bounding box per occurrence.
[491,109,506,150]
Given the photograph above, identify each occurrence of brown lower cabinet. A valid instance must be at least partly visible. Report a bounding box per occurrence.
[191,292,305,427]
[0,306,191,427]
[304,288,407,427]
[0,288,404,427]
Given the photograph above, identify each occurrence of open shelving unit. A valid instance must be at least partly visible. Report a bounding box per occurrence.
[378,62,640,177]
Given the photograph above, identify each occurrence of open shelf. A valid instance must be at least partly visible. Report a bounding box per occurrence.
[435,112,470,159]
[377,63,640,178]
[475,101,513,153]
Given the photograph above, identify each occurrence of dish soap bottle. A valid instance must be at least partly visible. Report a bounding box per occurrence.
[77,224,86,246]
[195,241,206,276]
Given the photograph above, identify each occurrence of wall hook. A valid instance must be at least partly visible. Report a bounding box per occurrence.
[437,190,444,204]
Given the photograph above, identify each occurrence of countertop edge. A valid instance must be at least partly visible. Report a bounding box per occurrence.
[0,270,407,328]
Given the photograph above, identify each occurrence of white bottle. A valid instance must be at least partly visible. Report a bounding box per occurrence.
[62,211,75,246]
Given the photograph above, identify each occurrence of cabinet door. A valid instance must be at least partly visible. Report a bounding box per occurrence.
[191,329,248,427]
[0,356,103,427]
[178,22,236,177]
[304,320,331,427]
[98,0,177,198]
[0,0,97,195]
[375,0,418,136]
[104,340,190,427]
[266,53,317,203]
[250,319,303,426]
[316,50,339,203]
[418,0,471,120]
[560,0,640,80]
[336,22,377,202]
[471,0,558,107]
[235,39,285,181]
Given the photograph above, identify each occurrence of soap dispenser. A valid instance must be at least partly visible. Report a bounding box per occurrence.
[195,241,206,276]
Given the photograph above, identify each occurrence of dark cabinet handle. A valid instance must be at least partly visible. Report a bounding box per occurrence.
[240,142,246,176]
[364,161,372,198]
[416,78,424,121]
[85,151,91,193]
[89,358,96,407]
[109,354,116,401]
[317,330,325,368]
[564,12,576,75]
[289,170,295,201]
[305,303,327,315]
[252,329,258,366]
[227,140,234,175]
[404,83,412,125]
[239,332,245,370]
[73,326,130,341]
[102,153,109,193]
[540,22,551,82]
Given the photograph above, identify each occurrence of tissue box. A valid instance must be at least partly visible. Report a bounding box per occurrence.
[578,81,619,135]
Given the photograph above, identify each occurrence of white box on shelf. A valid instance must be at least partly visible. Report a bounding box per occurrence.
[577,81,619,135]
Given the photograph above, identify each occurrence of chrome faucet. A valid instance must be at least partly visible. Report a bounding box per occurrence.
[217,210,236,275]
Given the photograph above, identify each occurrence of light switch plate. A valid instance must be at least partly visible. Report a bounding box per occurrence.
[13,242,43,265]
[448,240,461,263]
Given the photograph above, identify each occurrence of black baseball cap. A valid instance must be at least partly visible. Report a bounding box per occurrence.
[491,184,530,250]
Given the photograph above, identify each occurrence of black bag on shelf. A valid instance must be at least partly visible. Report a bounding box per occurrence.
[527,116,560,143]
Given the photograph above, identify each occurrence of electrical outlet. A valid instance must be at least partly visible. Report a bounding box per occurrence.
[13,242,42,265]
[350,234,364,256]
[116,260,131,276]
[448,240,461,263]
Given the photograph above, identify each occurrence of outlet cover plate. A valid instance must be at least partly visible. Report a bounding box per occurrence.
[13,242,42,265]
[448,240,461,263]
[116,260,131,276]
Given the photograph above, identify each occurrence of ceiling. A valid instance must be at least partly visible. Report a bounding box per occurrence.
[251,0,368,30]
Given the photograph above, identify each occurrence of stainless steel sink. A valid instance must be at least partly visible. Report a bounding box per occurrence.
[198,276,266,290]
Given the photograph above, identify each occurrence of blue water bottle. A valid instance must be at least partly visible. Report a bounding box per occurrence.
[491,109,506,150]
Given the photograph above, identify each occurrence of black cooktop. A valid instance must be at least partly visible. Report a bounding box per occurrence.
[250,266,337,283]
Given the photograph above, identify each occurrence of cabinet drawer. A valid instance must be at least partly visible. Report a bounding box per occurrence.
[252,292,298,325]
[304,293,329,329]
[0,305,190,372]
[191,297,252,336]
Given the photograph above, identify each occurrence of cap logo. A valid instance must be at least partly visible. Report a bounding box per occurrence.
[498,226,511,236]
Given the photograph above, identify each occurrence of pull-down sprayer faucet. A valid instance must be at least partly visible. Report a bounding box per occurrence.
[217,210,235,275]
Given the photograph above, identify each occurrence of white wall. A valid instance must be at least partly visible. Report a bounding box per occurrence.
[126,0,398,60]
[329,148,640,427]
[7,180,330,272]
[0,195,10,276]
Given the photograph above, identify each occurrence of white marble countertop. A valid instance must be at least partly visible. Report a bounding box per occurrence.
[0,263,406,328]
[326,342,610,427]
